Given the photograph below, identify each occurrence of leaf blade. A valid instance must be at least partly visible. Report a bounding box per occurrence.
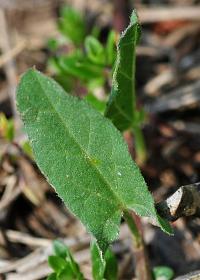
[105,10,141,131]
[17,69,171,251]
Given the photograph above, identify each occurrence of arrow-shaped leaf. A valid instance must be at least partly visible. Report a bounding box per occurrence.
[17,69,171,252]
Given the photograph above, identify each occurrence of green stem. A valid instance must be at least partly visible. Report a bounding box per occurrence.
[132,125,147,166]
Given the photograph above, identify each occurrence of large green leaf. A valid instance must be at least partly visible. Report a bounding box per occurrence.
[17,69,171,251]
[105,10,140,131]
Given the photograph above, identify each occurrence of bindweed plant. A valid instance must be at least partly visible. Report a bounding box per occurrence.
[48,7,146,164]
[16,10,172,280]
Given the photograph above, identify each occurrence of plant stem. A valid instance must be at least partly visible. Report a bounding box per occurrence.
[132,125,147,166]
[124,210,152,280]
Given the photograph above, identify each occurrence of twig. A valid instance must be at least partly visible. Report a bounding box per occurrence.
[0,39,26,68]
[0,9,17,117]
[0,235,90,274]
[174,270,200,280]
[1,230,51,248]
[0,176,21,212]
[147,80,200,113]
[144,69,174,96]
[138,6,200,23]
[156,182,200,222]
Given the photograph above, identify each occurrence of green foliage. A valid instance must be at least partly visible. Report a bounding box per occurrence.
[91,241,118,280]
[103,249,118,280]
[48,6,116,112]
[17,69,171,252]
[47,240,84,280]
[91,241,105,280]
[105,10,141,131]
[58,51,104,82]
[58,6,86,45]
[153,266,174,280]
[0,113,15,142]
[106,31,116,66]
[104,10,148,164]
[85,36,106,65]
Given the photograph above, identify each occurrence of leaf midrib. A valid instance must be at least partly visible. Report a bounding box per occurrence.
[34,72,125,211]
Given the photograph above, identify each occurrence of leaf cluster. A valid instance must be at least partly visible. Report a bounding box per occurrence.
[48,6,116,113]
[47,240,84,280]
[47,240,117,280]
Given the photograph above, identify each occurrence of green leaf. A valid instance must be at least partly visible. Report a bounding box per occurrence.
[58,53,103,81]
[64,246,84,278]
[0,113,15,142]
[106,31,116,66]
[48,38,59,51]
[91,241,105,280]
[53,240,67,259]
[17,69,171,252]
[153,266,174,280]
[58,6,86,45]
[47,272,57,280]
[58,265,76,280]
[91,241,117,280]
[105,10,141,131]
[85,36,105,65]
[50,241,84,279]
[104,248,118,280]
[48,256,67,273]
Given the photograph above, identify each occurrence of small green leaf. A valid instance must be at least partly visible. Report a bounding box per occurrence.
[106,31,117,66]
[53,240,67,259]
[104,248,118,280]
[48,256,66,273]
[91,241,105,280]
[85,36,105,65]
[17,69,171,252]
[153,266,174,280]
[58,53,103,81]
[47,272,57,280]
[48,38,59,51]
[6,119,14,141]
[58,6,86,45]
[105,10,141,131]
[65,246,84,278]
[58,265,76,280]
[0,113,15,142]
